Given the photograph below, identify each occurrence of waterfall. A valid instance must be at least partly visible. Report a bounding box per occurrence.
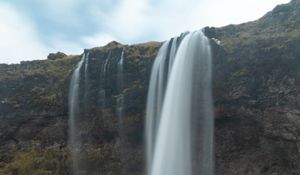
[145,33,187,172]
[68,53,86,174]
[116,48,126,174]
[99,52,111,108]
[84,52,90,111]
[117,48,125,125]
[103,53,110,76]
[84,53,89,83]
[145,30,214,175]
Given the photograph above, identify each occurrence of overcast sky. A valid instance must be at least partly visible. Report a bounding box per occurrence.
[0,0,291,63]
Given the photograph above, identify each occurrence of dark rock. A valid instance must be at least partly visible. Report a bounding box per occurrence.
[105,41,123,47]
[47,52,67,60]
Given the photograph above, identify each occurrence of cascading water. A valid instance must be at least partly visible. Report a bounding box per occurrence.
[84,53,90,111]
[145,33,187,172]
[99,52,110,108]
[84,53,89,84]
[103,52,110,107]
[68,53,86,174]
[145,30,214,175]
[69,49,126,174]
[117,48,125,127]
[116,48,127,174]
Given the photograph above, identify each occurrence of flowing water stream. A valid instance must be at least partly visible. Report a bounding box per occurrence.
[146,30,214,175]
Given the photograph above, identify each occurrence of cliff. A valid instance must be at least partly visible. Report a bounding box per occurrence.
[0,0,300,174]
[204,0,300,173]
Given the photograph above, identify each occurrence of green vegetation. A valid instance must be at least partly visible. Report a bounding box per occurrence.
[0,146,69,175]
[0,55,80,112]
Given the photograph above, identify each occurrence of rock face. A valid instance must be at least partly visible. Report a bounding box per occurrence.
[0,42,161,175]
[0,1,300,174]
[204,1,300,174]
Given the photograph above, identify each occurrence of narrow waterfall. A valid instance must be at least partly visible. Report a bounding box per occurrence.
[84,53,89,111]
[116,48,126,174]
[99,52,111,108]
[145,30,214,175]
[68,53,86,174]
[117,48,125,127]
[84,53,89,84]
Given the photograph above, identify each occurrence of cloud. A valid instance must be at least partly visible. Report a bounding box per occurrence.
[99,0,291,43]
[0,2,89,64]
[0,0,292,63]
[0,2,49,64]
[48,38,84,56]
[82,33,118,48]
[105,0,151,42]
[199,0,292,26]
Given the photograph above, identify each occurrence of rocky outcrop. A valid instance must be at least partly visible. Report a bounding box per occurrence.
[0,0,300,174]
[47,52,67,60]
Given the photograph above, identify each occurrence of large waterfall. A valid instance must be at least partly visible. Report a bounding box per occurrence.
[68,31,213,175]
[145,30,214,175]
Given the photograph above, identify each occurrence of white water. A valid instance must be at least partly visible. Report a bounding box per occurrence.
[103,53,110,76]
[99,52,110,108]
[119,48,124,67]
[146,30,214,175]
[145,34,186,172]
[145,40,173,172]
[116,48,126,173]
[117,48,125,123]
[84,53,89,111]
[84,53,89,81]
[69,53,86,174]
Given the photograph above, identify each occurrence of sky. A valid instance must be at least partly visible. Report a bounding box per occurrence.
[0,0,291,63]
